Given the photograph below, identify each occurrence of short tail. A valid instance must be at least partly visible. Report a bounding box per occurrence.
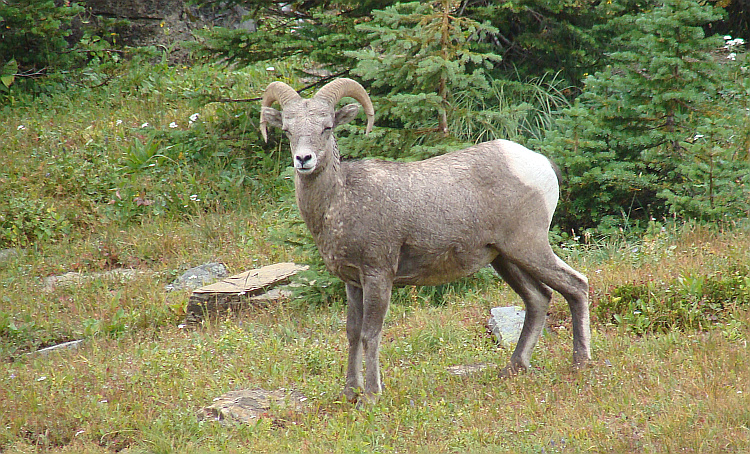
[548,158,562,186]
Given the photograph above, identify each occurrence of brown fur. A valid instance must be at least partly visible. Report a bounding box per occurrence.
[261,79,591,403]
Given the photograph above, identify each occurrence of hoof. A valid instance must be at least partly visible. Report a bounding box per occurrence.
[354,392,380,409]
[498,363,526,378]
[572,354,592,369]
[341,386,361,404]
[571,359,591,372]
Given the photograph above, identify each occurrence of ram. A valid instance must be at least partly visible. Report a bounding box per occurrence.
[260,78,591,403]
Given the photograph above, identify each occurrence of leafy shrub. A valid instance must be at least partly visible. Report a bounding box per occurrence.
[539,0,748,232]
[597,266,750,335]
[0,197,71,247]
[0,0,84,74]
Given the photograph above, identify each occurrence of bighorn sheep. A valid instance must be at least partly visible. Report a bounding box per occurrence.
[260,78,591,402]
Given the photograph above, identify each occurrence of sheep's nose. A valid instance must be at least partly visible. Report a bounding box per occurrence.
[296,154,313,165]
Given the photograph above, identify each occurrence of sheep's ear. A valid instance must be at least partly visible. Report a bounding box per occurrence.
[261,106,283,128]
[334,103,360,128]
[260,106,283,142]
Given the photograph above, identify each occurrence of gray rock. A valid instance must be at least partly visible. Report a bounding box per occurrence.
[446,363,489,376]
[199,388,308,424]
[487,306,537,347]
[166,262,228,292]
[30,340,84,356]
[43,268,149,292]
[185,262,307,324]
[0,248,20,265]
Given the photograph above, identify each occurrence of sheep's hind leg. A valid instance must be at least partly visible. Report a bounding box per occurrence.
[491,257,553,377]
[343,283,364,402]
[506,242,591,367]
[548,254,591,366]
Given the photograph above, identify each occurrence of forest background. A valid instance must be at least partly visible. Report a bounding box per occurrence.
[2,0,749,241]
[1,1,750,452]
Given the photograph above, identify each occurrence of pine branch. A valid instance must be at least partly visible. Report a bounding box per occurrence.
[210,70,350,104]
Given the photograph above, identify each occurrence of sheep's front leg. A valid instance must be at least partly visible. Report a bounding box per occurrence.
[344,283,364,402]
[360,274,393,401]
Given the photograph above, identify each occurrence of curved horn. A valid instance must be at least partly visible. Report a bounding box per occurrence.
[314,78,375,134]
[260,81,301,142]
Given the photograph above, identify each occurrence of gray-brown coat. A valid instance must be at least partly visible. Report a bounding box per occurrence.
[260,78,591,403]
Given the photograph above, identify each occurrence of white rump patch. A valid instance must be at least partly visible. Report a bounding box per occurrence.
[499,140,559,218]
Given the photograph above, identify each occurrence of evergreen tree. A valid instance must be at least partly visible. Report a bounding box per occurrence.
[0,1,84,77]
[540,0,749,231]
[190,1,397,72]
[465,0,606,88]
[343,1,501,159]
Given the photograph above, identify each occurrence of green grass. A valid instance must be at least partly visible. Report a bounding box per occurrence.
[1,63,749,453]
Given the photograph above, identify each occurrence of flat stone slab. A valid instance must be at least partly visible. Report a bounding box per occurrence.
[446,363,490,376]
[186,262,307,323]
[29,340,84,356]
[487,306,526,347]
[199,388,308,424]
[166,262,228,291]
[43,269,149,292]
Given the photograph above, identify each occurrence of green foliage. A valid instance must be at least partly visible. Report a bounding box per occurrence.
[0,197,71,247]
[451,73,571,144]
[1,59,18,90]
[598,265,750,335]
[349,1,500,138]
[466,0,606,87]
[0,0,84,72]
[660,116,750,220]
[539,0,749,232]
[0,58,294,246]
[190,1,394,71]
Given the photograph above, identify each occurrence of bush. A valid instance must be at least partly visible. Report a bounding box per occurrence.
[597,266,750,335]
[0,0,84,73]
[0,197,71,247]
[538,0,749,232]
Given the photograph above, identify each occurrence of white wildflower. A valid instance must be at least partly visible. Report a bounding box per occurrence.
[724,35,732,41]
[189,113,200,123]
[169,122,178,128]
[724,38,745,50]
[728,53,737,61]
[141,122,149,128]
[266,66,275,71]
[17,125,25,130]
[693,133,704,140]
[115,119,123,126]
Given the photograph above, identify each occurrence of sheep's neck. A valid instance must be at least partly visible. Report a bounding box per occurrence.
[295,152,343,242]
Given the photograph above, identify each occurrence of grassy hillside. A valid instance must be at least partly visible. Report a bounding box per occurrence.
[1,63,749,453]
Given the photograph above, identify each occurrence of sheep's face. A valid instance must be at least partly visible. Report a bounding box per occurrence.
[263,100,361,175]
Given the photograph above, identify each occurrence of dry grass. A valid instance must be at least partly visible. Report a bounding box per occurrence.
[1,220,749,453]
[1,64,748,453]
